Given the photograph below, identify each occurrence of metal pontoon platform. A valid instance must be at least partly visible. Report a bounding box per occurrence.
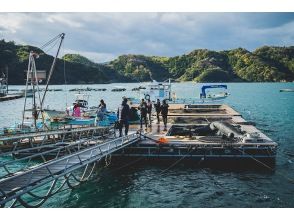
[113,104,277,168]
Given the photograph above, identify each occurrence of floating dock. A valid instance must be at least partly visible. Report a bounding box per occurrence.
[0,103,278,207]
[113,104,277,169]
[0,94,23,102]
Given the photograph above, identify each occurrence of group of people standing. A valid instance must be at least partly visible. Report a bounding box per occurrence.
[94,97,169,137]
[138,98,169,131]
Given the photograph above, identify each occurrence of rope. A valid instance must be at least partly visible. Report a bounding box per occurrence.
[138,132,294,184]
[43,39,59,54]
[105,154,112,167]
[134,146,195,189]
[40,34,63,50]
[138,131,162,145]
[11,180,70,208]
[3,159,100,207]
[234,148,294,184]
[101,145,198,207]
[15,179,58,208]
[62,40,68,108]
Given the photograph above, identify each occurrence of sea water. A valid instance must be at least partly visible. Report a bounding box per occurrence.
[0,82,293,207]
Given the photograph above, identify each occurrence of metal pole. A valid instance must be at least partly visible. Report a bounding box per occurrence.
[32,75,37,129]
[5,65,8,95]
[40,33,65,109]
[22,53,32,126]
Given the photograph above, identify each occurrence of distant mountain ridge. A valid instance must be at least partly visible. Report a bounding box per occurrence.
[0,39,293,84]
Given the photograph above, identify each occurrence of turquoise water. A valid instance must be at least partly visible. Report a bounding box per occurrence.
[1,82,294,207]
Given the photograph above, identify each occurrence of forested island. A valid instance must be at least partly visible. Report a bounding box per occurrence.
[0,39,293,84]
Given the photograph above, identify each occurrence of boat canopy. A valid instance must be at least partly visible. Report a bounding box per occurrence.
[201,85,227,98]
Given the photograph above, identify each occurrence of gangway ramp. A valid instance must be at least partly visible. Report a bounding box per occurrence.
[0,132,139,207]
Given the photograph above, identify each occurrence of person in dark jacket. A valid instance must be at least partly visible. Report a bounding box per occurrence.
[138,99,148,130]
[154,99,161,124]
[117,98,130,137]
[161,99,169,130]
[146,99,152,127]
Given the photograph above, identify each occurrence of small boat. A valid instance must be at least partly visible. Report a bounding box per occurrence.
[132,86,146,91]
[200,85,229,101]
[66,93,90,115]
[111,87,126,92]
[133,79,172,102]
[280,89,294,92]
[96,88,107,91]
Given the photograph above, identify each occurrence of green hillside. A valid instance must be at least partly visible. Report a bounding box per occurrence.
[0,39,293,84]
[0,40,123,85]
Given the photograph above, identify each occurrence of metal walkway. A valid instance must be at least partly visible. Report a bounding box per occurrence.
[0,132,139,207]
[0,126,111,154]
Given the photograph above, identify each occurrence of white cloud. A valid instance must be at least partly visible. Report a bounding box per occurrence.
[0,13,27,33]
[46,14,83,28]
[0,13,293,62]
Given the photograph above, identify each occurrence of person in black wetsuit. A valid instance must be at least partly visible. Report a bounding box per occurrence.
[138,99,148,130]
[154,99,161,124]
[117,98,130,137]
[146,99,152,127]
[161,99,169,131]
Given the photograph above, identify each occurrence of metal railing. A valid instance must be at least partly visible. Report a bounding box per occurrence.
[0,132,139,207]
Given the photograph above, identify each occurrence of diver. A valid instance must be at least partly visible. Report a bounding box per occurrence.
[146,99,153,127]
[138,98,148,130]
[161,99,169,131]
[154,99,161,124]
[117,98,130,137]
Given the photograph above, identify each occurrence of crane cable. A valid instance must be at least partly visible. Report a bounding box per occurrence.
[40,34,63,50]
[61,40,68,108]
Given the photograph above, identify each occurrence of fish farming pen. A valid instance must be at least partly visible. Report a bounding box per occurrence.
[112,104,278,169]
[0,103,279,207]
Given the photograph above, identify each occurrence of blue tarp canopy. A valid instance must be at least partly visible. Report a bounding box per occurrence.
[200,85,227,98]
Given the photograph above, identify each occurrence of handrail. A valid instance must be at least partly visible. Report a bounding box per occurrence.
[0,132,139,183]
[0,126,112,142]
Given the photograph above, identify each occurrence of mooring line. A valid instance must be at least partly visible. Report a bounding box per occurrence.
[234,148,294,184]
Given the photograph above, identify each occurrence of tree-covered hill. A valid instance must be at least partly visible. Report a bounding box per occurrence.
[0,39,293,85]
[108,54,171,82]
[107,47,294,82]
[0,40,124,85]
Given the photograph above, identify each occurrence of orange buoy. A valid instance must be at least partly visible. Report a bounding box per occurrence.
[157,137,169,144]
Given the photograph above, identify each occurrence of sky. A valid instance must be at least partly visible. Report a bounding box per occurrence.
[0,12,293,63]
